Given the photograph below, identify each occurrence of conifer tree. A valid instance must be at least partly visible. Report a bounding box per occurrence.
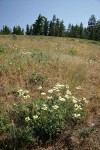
[59,20,65,37]
[43,17,49,36]
[87,15,96,40]
[26,24,30,35]
[95,20,100,41]
[79,22,84,39]
[13,26,24,35]
[55,18,60,36]
[2,25,11,34]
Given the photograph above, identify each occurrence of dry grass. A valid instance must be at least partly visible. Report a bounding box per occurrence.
[0,35,100,149]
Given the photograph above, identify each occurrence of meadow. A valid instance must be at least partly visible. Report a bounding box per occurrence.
[0,35,100,149]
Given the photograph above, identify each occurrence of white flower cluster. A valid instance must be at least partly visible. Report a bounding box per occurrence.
[83,97,88,103]
[48,83,65,94]
[59,96,66,102]
[41,92,46,96]
[24,83,88,125]
[18,89,30,99]
[33,115,38,119]
[25,117,30,122]
[25,115,39,122]
[76,86,82,90]
[52,105,59,110]
[64,89,72,100]
[74,104,82,110]
[47,96,52,100]
[37,86,42,90]
[41,104,48,110]
[73,113,81,118]
[72,96,78,103]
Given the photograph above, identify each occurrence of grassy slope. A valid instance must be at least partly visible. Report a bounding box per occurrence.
[0,35,100,149]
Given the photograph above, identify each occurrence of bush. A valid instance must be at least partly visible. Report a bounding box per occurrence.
[0,83,88,148]
[0,47,4,53]
[31,50,50,62]
[68,47,77,56]
[28,72,47,86]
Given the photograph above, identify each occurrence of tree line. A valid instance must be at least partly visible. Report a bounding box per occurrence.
[0,14,100,41]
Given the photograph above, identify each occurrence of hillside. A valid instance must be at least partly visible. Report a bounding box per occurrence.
[0,35,100,149]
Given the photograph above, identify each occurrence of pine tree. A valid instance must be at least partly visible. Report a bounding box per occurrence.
[48,15,57,36]
[55,18,60,36]
[95,20,100,41]
[59,20,65,37]
[43,17,49,36]
[87,15,96,40]
[79,22,84,39]
[13,26,24,35]
[67,24,72,37]
[33,14,44,35]
[2,25,11,34]
[26,24,30,35]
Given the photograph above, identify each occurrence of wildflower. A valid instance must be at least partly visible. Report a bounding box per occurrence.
[42,104,47,107]
[72,96,77,103]
[25,117,30,122]
[47,96,52,100]
[23,95,30,99]
[73,113,81,118]
[76,86,82,90]
[66,90,72,95]
[65,94,70,99]
[74,104,79,108]
[18,89,23,93]
[24,90,29,94]
[52,105,59,110]
[41,92,46,96]
[55,83,65,89]
[53,87,60,92]
[74,104,82,110]
[18,89,23,96]
[83,97,88,103]
[38,86,42,90]
[41,106,48,110]
[33,115,38,119]
[48,89,53,93]
[66,84,69,89]
[59,96,66,102]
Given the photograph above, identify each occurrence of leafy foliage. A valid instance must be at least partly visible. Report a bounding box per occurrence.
[0,83,88,148]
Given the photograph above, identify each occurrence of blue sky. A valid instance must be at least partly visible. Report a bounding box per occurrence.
[0,0,100,30]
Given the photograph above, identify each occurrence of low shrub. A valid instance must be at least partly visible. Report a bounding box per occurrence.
[0,83,88,148]
[28,72,47,86]
[68,47,77,56]
[0,47,4,53]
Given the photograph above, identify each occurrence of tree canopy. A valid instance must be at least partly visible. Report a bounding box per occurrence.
[0,14,100,41]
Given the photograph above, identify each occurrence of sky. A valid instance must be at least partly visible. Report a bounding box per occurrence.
[0,0,100,30]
